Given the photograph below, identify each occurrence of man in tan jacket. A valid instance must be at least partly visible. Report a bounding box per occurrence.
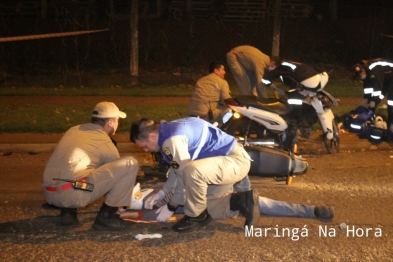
[226,45,270,98]
[42,102,139,230]
[188,62,232,124]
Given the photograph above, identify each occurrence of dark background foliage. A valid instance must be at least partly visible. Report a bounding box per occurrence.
[1,0,393,79]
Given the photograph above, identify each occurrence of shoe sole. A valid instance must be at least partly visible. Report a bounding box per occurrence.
[247,189,260,228]
[329,207,335,219]
[315,206,335,220]
[173,215,213,233]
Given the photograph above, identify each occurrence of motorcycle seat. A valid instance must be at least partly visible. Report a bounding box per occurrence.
[235,96,293,115]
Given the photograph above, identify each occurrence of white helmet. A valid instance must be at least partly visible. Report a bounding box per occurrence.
[129,183,154,210]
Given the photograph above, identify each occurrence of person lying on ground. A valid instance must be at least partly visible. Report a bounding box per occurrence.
[118,183,334,223]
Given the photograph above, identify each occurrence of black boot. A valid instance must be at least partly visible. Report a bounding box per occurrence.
[93,202,133,231]
[314,206,334,220]
[172,209,212,233]
[60,208,79,226]
[230,189,260,228]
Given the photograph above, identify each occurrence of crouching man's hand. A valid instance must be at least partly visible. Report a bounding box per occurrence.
[144,190,166,209]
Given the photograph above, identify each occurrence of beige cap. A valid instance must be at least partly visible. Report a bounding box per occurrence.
[92,102,126,118]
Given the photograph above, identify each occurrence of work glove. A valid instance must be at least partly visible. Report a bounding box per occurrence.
[144,190,166,209]
[155,204,174,222]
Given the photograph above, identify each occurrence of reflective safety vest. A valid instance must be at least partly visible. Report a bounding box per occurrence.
[158,117,236,163]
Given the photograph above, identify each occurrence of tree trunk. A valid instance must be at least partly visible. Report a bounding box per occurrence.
[130,0,139,77]
[271,0,282,57]
[329,0,337,22]
[41,0,47,19]
[186,0,192,19]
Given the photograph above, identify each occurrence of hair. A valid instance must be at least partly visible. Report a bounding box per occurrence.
[270,56,282,65]
[130,118,160,143]
[91,117,111,127]
[209,61,224,73]
[352,61,369,80]
[359,60,369,67]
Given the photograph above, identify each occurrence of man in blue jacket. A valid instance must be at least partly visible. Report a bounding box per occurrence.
[130,117,258,233]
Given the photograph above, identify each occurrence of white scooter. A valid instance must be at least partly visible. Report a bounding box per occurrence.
[221,78,340,154]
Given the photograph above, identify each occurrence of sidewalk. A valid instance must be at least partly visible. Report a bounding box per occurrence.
[0,131,391,154]
[0,133,141,154]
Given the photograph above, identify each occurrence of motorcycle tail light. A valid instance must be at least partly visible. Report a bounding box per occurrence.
[233,112,241,119]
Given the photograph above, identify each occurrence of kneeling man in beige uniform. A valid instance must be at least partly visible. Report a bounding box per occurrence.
[42,102,139,230]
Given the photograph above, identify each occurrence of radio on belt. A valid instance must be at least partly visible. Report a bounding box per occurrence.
[53,178,94,192]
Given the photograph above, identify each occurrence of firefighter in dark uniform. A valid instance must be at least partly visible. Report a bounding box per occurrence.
[262,56,329,92]
[262,57,330,139]
[353,58,393,132]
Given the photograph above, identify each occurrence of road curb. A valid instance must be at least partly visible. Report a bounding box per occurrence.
[0,142,141,154]
[0,140,391,154]
[296,140,391,153]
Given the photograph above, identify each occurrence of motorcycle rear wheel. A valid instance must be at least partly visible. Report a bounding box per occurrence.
[323,120,340,154]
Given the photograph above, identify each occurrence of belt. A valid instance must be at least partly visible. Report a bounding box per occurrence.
[45,178,86,192]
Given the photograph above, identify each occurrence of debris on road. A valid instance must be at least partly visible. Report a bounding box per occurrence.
[135,233,163,240]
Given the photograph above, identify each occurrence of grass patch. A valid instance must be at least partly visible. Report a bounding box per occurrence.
[2,102,383,134]
[270,78,364,98]
[0,77,369,133]
[0,85,195,97]
[0,78,362,97]
[324,79,364,97]
[0,105,188,133]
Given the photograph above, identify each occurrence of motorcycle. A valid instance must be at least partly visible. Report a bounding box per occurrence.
[245,145,308,185]
[220,85,340,154]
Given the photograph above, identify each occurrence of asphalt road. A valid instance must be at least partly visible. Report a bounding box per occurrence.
[0,147,392,261]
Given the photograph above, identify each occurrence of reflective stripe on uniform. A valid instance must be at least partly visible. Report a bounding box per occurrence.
[262,78,271,85]
[372,90,382,97]
[282,62,297,70]
[191,121,209,160]
[369,61,393,70]
[350,124,362,129]
[364,87,373,94]
[288,99,303,105]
